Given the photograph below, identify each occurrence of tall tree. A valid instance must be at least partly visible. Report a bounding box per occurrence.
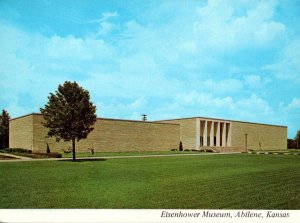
[40,81,97,161]
[295,130,300,149]
[0,110,10,149]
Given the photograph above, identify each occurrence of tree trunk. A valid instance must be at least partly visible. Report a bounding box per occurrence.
[72,138,76,161]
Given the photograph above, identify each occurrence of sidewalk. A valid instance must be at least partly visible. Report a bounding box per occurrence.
[0,153,32,160]
[0,152,241,162]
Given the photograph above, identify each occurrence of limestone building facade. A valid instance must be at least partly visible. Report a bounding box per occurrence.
[9,113,287,153]
[158,117,287,152]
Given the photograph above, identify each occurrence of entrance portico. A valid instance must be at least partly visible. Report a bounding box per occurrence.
[196,118,232,148]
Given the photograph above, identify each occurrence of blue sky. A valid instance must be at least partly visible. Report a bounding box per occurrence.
[0,0,299,138]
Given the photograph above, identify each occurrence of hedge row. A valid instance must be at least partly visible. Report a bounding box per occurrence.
[0,148,32,154]
[0,148,62,158]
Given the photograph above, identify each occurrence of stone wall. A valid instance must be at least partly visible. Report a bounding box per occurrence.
[33,114,71,153]
[159,118,287,151]
[9,114,33,150]
[231,121,287,150]
[9,114,287,153]
[157,118,196,150]
[31,114,180,152]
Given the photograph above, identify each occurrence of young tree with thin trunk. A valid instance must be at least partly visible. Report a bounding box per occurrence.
[40,81,97,161]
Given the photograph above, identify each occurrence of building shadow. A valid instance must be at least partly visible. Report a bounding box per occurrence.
[58,158,107,162]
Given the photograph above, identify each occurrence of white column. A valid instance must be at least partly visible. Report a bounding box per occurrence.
[209,121,214,147]
[196,118,200,148]
[216,122,220,146]
[203,120,207,146]
[222,122,226,147]
[227,123,232,146]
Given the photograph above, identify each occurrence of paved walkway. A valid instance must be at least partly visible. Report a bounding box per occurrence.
[0,153,32,160]
[0,152,240,163]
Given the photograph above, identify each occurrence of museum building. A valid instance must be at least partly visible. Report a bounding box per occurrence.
[9,113,287,153]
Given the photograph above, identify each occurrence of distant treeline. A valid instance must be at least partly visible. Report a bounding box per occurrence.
[287,130,300,149]
[287,139,299,149]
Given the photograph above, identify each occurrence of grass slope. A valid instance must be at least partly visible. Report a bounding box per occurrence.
[0,154,299,209]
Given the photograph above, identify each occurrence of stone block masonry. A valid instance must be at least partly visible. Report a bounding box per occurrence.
[231,121,287,151]
[156,118,196,150]
[9,114,33,150]
[157,117,287,151]
[10,114,180,153]
[9,113,287,153]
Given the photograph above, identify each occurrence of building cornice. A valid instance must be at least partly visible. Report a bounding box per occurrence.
[155,116,287,128]
[10,113,287,128]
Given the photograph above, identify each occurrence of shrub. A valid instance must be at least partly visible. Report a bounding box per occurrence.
[179,141,183,151]
[45,152,62,158]
[88,148,94,155]
[0,148,32,154]
[31,152,62,158]
[0,148,62,158]
[46,143,51,153]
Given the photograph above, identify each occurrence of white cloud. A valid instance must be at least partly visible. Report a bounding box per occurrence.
[98,21,117,36]
[277,98,300,138]
[95,97,147,120]
[0,1,297,138]
[45,35,112,61]
[85,11,118,24]
[101,12,118,22]
[243,75,263,88]
[0,23,117,117]
[2,95,32,117]
[193,0,285,48]
[98,12,118,36]
[266,40,300,83]
[0,20,282,126]
[234,94,273,116]
[84,11,119,36]
[152,92,274,125]
[288,98,300,109]
[177,40,198,54]
[203,79,243,93]
[129,98,147,110]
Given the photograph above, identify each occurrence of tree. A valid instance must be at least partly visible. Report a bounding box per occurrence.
[287,139,296,149]
[0,110,10,149]
[295,130,300,149]
[40,81,97,161]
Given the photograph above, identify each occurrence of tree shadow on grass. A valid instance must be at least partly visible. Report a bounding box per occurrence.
[59,158,107,162]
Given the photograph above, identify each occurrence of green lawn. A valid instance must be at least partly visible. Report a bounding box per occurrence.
[61,150,202,158]
[0,154,299,209]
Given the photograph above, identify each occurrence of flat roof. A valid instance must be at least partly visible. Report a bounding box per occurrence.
[156,116,287,128]
[9,113,179,126]
[10,113,287,128]
[9,113,34,121]
[96,117,179,125]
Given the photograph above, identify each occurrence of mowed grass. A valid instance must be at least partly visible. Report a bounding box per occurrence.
[61,150,201,158]
[0,154,299,209]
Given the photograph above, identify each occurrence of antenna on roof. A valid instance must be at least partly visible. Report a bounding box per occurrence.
[141,114,147,122]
